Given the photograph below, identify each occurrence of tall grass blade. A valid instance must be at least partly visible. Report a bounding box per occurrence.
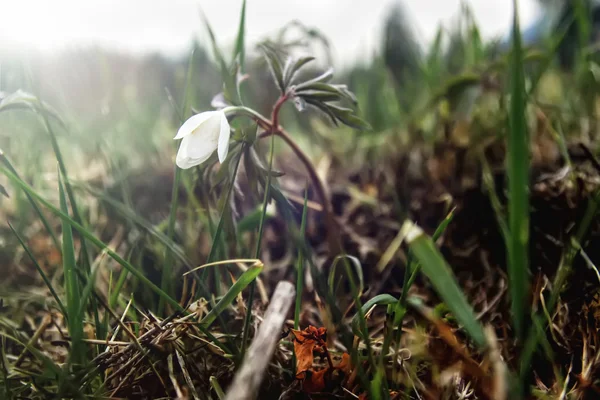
[241,134,276,357]
[58,172,85,367]
[233,0,247,70]
[0,152,60,250]
[294,190,309,330]
[205,145,245,268]
[401,220,487,349]
[160,46,197,313]
[507,0,530,343]
[384,207,456,359]
[8,222,67,317]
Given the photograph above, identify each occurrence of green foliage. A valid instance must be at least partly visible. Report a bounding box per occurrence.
[2,0,600,398]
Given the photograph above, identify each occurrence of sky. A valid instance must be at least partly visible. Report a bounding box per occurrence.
[1,0,540,64]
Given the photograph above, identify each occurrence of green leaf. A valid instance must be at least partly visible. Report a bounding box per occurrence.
[237,205,275,235]
[259,44,285,93]
[304,98,338,125]
[333,111,372,131]
[351,294,397,337]
[328,254,364,298]
[294,82,355,104]
[296,91,340,103]
[324,103,372,130]
[200,262,264,328]
[294,67,334,90]
[401,220,487,349]
[283,56,316,87]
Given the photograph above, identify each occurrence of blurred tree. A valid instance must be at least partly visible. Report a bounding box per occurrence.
[382,1,423,113]
[516,0,600,68]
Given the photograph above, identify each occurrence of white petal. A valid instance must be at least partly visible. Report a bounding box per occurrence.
[174,111,218,140]
[184,119,220,160]
[176,136,198,169]
[175,134,213,169]
[217,113,231,163]
[176,153,200,169]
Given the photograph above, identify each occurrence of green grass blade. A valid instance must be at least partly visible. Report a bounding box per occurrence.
[22,88,102,342]
[0,152,60,251]
[294,190,309,330]
[0,165,182,311]
[384,209,455,367]
[240,135,276,357]
[401,220,487,349]
[200,262,263,329]
[160,46,197,313]
[291,191,309,374]
[58,171,85,367]
[527,14,573,96]
[328,255,364,298]
[0,332,63,377]
[205,145,245,267]
[77,263,100,320]
[8,222,67,317]
[39,104,92,272]
[351,294,397,337]
[519,188,600,390]
[507,0,531,343]
[232,0,247,70]
[73,182,193,268]
[338,254,384,398]
[199,6,238,103]
[480,156,510,242]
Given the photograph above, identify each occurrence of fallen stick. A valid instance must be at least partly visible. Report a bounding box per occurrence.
[224,280,295,400]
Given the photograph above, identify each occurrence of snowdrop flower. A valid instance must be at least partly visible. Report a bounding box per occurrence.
[173,110,231,169]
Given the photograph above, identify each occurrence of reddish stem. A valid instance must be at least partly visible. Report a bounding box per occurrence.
[255,95,341,254]
[271,94,288,133]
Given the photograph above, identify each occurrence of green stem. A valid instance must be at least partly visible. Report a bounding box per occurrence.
[239,95,288,360]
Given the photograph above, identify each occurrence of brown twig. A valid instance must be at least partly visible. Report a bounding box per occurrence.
[224,280,295,400]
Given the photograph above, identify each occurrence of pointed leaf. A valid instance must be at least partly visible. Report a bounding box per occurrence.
[200,262,264,328]
[283,56,316,87]
[294,67,334,90]
[259,44,285,93]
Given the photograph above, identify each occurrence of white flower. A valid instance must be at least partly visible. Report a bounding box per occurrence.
[173,110,231,169]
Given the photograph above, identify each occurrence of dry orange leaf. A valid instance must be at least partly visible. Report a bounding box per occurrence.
[290,326,354,393]
[290,326,327,379]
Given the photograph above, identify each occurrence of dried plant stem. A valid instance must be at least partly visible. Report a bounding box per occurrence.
[225,281,295,400]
